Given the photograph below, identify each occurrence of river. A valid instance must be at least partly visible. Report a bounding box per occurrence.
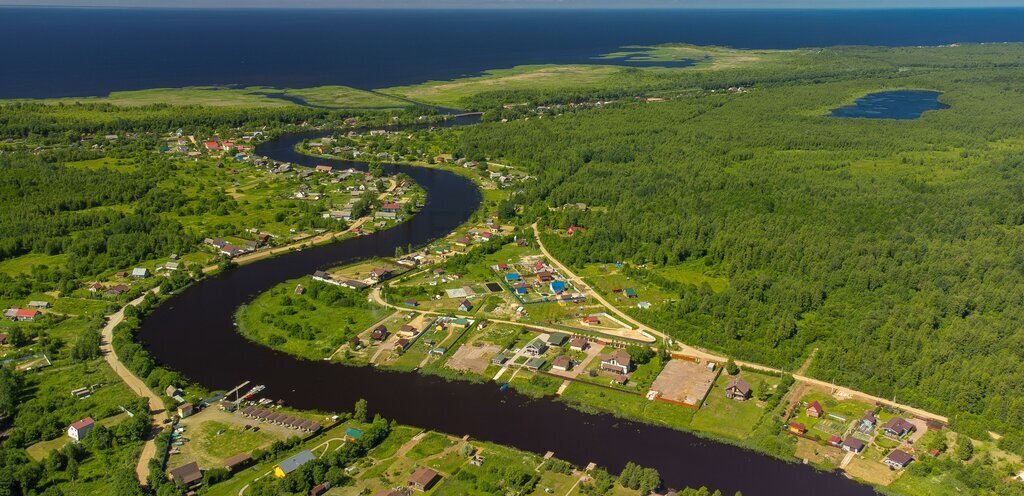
[137,124,875,495]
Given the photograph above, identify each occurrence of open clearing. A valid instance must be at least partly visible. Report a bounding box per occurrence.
[650,358,717,405]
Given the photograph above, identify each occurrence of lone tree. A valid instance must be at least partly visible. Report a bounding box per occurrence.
[725,358,739,375]
[353,398,368,423]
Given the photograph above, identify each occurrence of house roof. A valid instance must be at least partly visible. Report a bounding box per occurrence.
[223,452,252,469]
[828,435,842,444]
[789,422,806,431]
[70,417,95,430]
[460,299,472,308]
[570,337,587,347]
[887,449,913,465]
[525,357,546,369]
[807,400,823,413]
[883,417,915,433]
[277,450,315,474]
[603,349,631,366]
[843,437,865,450]
[169,461,202,484]
[726,377,751,395]
[552,356,572,368]
[408,467,439,486]
[15,308,38,318]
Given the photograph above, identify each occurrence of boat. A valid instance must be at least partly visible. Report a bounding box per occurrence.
[499,383,508,392]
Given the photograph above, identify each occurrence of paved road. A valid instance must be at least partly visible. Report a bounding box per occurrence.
[99,291,167,484]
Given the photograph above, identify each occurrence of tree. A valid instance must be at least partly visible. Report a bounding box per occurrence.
[353,398,368,423]
[70,328,101,361]
[955,435,974,462]
[625,345,655,365]
[725,358,739,375]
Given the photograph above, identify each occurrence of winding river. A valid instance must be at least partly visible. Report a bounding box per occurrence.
[137,122,876,495]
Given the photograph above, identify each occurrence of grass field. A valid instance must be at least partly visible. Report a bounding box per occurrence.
[0,253,68,276]
[236,276,390,360]
[689,371,778,439]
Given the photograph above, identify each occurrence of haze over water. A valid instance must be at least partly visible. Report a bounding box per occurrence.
[2,7,1024,99]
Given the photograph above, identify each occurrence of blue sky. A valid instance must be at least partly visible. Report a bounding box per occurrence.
[4,0,1024,7]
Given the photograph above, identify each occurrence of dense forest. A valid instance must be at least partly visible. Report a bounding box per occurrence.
[453,46,1024,449]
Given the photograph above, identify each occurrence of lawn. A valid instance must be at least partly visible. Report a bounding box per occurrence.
[235,276,390,360]
[558,381,696,429]
[25,413,130,461]
[406,432,453,460]
[368,425,421,460]
[0,253,68,276]
[190,420,275,465]
[689,372,777,440]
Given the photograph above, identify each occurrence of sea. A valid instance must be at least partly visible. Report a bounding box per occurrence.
[1,7,1023,98]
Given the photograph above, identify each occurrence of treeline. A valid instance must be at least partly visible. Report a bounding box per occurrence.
[452,53,1024,447]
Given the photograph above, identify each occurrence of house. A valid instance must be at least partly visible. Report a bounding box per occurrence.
[842,437,865,453]
[524,338,547,356]
[551,355,573,371]
[340,279,369,290]
[788,422,807,434]
[491,353,508,365]
[882,417,916,438]
[88,282,103,292]
[375,490,405,496]
[505,273,520,282]
[609,373,628,385]
[315,165,333,172]
[105,284,129,296]
[345,427,364,442]
[525,357,546,371]
[404,299,419,307]
[169,461,203,486]
[547,332,569,347]
[828,435,843,447]
[275,450,316,478]
[0,334,7,346]
[454,236,472,247]
[537,271,554,283]
[806,401,823,418]
[178,403,194,418]
[408,467,440,491]
[623,288,638,298]
[27,300,50,309]
[311,482,332,496]
[295,284,306,295]
[450,318,469,328]
[569,337,588,351]
[13,308,38,321]
[381,203,401,213]
[400,324,419,335]
[131,267,149,278]
[223,452,252,472]
[458,300,473,312]
[370,268,393,282]
[371,325,389,341]
[725,377,751,401]
[600,349,632,374]
[549,281,566,293]
[67,417,95,442]
[165,385,183,398]
[395,338,411,350]
[582,316,601,326]
[861,410,878,429]
[884,449,914,470]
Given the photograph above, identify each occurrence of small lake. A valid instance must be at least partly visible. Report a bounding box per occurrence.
[831,90,948,120]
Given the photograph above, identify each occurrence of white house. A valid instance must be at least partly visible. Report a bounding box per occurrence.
[68,417,95,442]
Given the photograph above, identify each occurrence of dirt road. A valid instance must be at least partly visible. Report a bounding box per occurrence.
[99,292,167,484]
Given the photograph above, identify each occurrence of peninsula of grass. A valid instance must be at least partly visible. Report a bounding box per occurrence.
[235,276,389,360]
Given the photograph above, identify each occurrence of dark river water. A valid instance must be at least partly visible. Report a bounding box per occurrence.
[136,122,875,495]
[3,7,1024,98]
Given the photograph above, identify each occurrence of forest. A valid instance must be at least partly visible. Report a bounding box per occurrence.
[451,45,1024,450]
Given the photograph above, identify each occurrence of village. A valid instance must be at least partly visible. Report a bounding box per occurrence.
[3,115,1022,496]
